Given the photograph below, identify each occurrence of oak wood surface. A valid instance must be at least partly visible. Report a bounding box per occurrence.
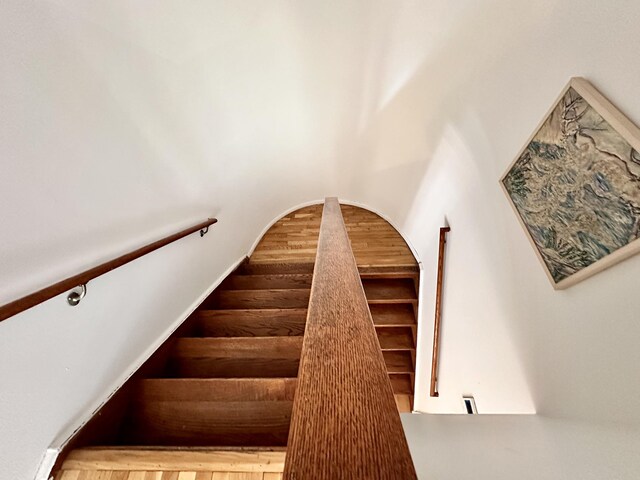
[134,379,297,402]
[394,394,413,413]
[389,374,414,394]
[59,447,286,473]
[169,337,302,378]
[250,203,417,270]
[376,327,415,351]
[122,401,293,446]
[207,290,310,310]
[0,218,217,322]
[283,198,417,479]
[220,275,312,290]
[237,263,314,275]
[362,278,417,303]
[369,304,415,326]
[196,309,306,337]
[383,351,414,373]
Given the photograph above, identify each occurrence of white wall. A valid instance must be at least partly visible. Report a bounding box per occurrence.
[328,0,640,423]
[0,2,336,478]
[401,414,640,480]
[2,1,640,479]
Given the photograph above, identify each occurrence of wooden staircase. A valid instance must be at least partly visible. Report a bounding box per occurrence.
[120,262,310,450]
[54,204,419,480]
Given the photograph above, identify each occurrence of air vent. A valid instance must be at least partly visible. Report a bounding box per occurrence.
[463,396,477,414]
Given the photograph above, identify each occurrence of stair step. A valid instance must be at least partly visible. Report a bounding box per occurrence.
[121,400,292,446]
[169,337,303,378]
[238,262,315,275]
[59,447,286,473]
[370,304,415,326]
[389,374,413,394]
[383,351,413,373]
[196,309,307,337]
[377,327,415,350]
[395,394,413,413]
[221,274,313,290]
[206,289,310,309]
[359,271,419,280]
[135,378,297,402]
[363,278,417,304]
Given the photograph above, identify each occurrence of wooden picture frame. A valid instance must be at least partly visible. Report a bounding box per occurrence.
[500,77,640,289]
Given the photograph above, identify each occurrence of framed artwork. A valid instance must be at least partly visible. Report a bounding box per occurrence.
[501,77,640,289]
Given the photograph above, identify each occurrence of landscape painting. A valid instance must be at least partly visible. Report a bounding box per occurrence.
[501,78,640,289]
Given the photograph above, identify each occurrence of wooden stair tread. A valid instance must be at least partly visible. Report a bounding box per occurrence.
[173,337,303,357]
[363,278,417,303]
[207,289,310,309]
[238,263,315,275]
[221,274,313,290]
[359,271,419,280]
[195,309,307,337]
[370,304,416,326]
[389,374,413,395]
[394,394,413,413]
[59,447,286,472]
[358,265,419,275]
[376,327,415,350]
[121,400,293,446]
[383,351,413,373]
[169,337,302,378]
[135,378,297,402]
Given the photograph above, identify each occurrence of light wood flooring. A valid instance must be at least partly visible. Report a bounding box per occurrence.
[56,447,285,479]
[251,204,417,269]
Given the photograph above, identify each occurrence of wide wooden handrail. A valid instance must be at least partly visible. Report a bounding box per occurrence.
[0,217,217,322]
[284,198,417,479]
[430,226,450,397]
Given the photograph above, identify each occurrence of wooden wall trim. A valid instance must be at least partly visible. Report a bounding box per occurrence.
[0,217,217,322]
[283,197,417,479]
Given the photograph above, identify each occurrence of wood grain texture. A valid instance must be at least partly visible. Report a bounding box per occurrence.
[207,290,310,310]
[196,309,306,337]
[283,198,417,479]
[376,327,415,351]
[389,374,413,394]
[369,304,415,326]
[383,351,414,373]
[341,204,416,269]
[362,278,417,304]
[250,203,417,270]
[0,218,217,322]
[57,468,280,479]
[60,448,285,472]
[169,337,302,378]
[251,205,323,264]
[122,401,293,446]
[220,275,312,290]
[394,395,413,413]
[134,378,297,402]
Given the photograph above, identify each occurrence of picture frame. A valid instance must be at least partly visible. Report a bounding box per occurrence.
[500,77,640,289]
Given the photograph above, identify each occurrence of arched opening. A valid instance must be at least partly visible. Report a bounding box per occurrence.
[250,203,419,271]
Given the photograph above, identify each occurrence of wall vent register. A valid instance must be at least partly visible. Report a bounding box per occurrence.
[463,396,477,414]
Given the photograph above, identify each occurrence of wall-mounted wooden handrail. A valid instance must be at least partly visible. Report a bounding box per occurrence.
[0,217,217,322]
[430,226,450,397]
[283,197,417,479]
